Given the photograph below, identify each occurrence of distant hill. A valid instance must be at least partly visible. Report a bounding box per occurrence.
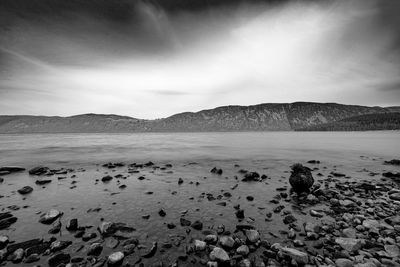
[296,112,400,131]
[0,102,399,133]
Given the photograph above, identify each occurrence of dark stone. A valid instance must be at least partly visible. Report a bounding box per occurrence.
[0,214,17,230]
[211,167,223,175]
[7,238,43,253]
[289,164,314,193]
[142,242,157,258]
[242,172,260,182]
[35,179,52,185]
[66,219,78,231]
[29,166,49,175]
[235,209,245,219]
[191,220,203,230]
[18,186,33,195]
[158,209,166,217]
[102,175,113,182]
[48,253,71,267]
[384,159,400,165]
[178,178,183,184]
[180,217,191,226]
[0,166,25,173]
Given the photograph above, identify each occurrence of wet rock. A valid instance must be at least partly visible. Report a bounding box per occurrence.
[283,214,297,224]
[39,209,63,224]
[142,242,157,258]
[29,166,49,175]
[246,196,254,201]
[50,240,72,252]
[385,159,400,165]
[7,238,43,254]
[219,236,235,248]
[102,175,113,182]
[289,164,314,193]
[280,247,309,264]
[0,166,25,173]
[236,245,250,256]
[35,179,52,185]
[194,240,206,251]
[335,258,354,267]
[209,247,230,262]
[178,178,183,184]
[236,209,245,219]
[307,160,320,164]
[87,243,103,256]
[0,235,8,249]
[0,213,18,230]
[309,209,324,218]
[24,253,40,263]
[335,237,365,252]
[211,167,223,175]
[18,186,33,195]
[48,253,71,267]
[108,251,124,266]
[245,229,260,243]
[242,172,260,182]
[48,221,62,234]
[180,217,191,226]
[191,220,203,230]
[66,218,78,231]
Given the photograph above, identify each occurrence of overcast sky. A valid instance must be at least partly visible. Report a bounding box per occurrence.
[0,0,399,119]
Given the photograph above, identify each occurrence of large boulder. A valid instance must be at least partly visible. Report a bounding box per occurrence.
[289,164,314,193]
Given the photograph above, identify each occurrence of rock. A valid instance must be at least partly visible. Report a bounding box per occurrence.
[245,229,260,243]
[29,166,49,175]
[108,251,124,266]
[178,178,183,184]
[24,253,40,263]
[209,247,230,262]
[105,237,119,249]
[102,175,113,182]
[180,217,191,226]
[205,235,218,244]
[335,237,365,252]
[0,166,25,173]
[48,253,71,267]
[87,243,103,256]
[335,258,354,267]
[0,235,9,249]
[389,193,400,201]
[211,167,223,175]
[18,186,33,195]
[289,164,314,193]
[48,221,62,234]
[35,179,52,185]
[142,242,157,258]
[6,238,42,253]
[283,215,297,224]
[280,247,309,264]
[66,218,78,231]
[191,220,203,230]
[309,209,324,218]
[50,240,72,252]
[384,244,400,258]
[236,209,245,219]
[362,219,380,230]
[239,259,252,267]
[39,209,63,224]
[236,245,250,256]
[385,159,400,165]
[242,172,260,182]
[194,240,206,251]
[0,213,17,230]
[219,236,235,248]
[11,248,25,263]
[158,209,166,217]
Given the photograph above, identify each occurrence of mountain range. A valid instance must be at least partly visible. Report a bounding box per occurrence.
[0,102,399,133]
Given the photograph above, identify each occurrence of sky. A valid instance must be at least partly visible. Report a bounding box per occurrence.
[0,0,400,119]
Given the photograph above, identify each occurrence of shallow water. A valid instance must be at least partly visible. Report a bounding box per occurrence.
[0,132,399,266]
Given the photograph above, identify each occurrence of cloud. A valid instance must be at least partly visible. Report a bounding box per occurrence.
[0,0,399,118]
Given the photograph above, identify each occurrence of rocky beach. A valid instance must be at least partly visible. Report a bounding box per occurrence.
[0,134,400,267]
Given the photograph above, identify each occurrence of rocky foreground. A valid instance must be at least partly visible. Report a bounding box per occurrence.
[0,159,400,267]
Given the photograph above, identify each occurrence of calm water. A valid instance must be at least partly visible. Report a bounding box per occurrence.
[0,132,399,266]
[0,131,399,167]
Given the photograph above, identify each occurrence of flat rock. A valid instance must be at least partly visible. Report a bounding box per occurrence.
[280,247,309,264]
[335,237,365,252]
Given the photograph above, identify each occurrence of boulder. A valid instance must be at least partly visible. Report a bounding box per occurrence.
[289,164,314,193]
[335,237,365,252]
[0,166,25,173]
[29,166,49,175]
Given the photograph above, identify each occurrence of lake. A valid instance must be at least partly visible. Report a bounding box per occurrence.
[0,131,399,266]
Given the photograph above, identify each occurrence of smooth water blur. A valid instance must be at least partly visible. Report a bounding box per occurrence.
[0,131,399,167]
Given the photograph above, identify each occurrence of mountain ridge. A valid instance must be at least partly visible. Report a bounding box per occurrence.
[0,102,399,133]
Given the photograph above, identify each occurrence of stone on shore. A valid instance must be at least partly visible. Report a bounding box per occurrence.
[17,186,33,195]
[335,237,365,252]
[39,209,63,224]
[108,251,124,266]
[209,247,230,262]
[289,164,314,193]
[280,247,309,264]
